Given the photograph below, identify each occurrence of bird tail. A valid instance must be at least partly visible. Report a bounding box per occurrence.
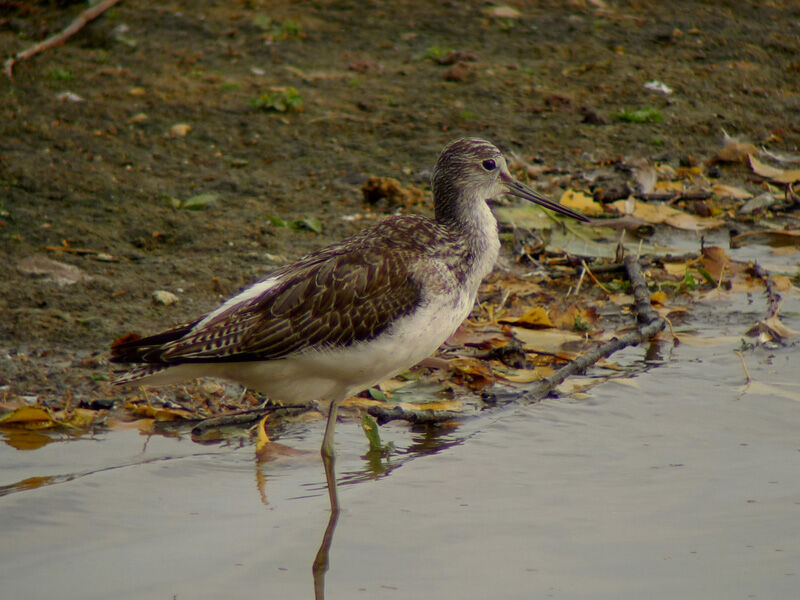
[112,363,172,386]
[110,320,198,364]
[110,319,199,385]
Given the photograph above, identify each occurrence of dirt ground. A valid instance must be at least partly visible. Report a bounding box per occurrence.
[1,0,799,405]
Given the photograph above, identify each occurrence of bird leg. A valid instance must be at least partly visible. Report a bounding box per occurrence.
[321,398,341,512]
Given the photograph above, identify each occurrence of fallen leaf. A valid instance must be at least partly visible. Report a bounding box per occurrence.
[730,230,800,248]
[0,406,55,428]
[712,183,752,200]
[748,154,800,184]
[449,357,495,389]
[559,189,605,216]
[500,307,554,329]
[494,365,553,383]
[511,326,585,354]
[713,135,758,163]
[609,199,723,230]
[17,255,91,286]
[126,403,197,421]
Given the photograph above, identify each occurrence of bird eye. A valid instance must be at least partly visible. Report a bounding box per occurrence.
[482,159,497,171]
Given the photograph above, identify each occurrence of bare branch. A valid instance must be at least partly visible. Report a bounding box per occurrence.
[5,0,124,80]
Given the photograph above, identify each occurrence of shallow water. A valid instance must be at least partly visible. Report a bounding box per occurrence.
[2,297,799,600]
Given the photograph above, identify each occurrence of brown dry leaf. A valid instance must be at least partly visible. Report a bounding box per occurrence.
[748,154,800,184]
[548,304,599,330]
[559,189,605,216]
[730,230,800,248]
[712,183,752,200]
[500,307,554,329]
[650,290,668,305]
[770,275,794,291]
[445,324,509,349]
[609,199,723,230]
[760,315,799,340]
[713,136,758,163]
[700,246,744,280]
[449,357,496,389]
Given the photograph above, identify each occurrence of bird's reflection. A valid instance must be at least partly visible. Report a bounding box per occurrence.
[253,418,466,599]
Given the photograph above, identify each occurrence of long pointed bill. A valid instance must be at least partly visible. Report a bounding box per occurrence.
[503,176,589,222]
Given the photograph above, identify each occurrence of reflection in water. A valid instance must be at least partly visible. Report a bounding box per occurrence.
[251,420,469,599]
[312,504,339,600]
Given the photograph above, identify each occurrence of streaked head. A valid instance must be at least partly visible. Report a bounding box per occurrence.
[432,138,588,223]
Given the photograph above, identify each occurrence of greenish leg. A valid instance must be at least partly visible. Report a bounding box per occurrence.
[321,399,340,512]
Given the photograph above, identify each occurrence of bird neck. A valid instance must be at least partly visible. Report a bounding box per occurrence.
[434,187,501,283]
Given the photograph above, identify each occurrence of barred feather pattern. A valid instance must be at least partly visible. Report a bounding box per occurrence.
[111,214,482,373]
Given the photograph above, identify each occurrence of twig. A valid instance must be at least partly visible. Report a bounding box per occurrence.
[4,0,124,80]
[750,262,782,319]
[367,404,464,426]
[733,351,751,385]
[580,258,614,296]
[190,405,310,435]
[517,255,665,403]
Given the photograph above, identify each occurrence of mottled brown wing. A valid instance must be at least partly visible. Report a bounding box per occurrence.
[156,246,421,363]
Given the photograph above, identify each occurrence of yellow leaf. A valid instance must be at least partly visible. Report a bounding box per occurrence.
[256,415,271,450]
[653,180,684,193]
[501,306,555,328]
[559,189,605,216]
[495,366,553,383]
[125,403,197,421]
[650,290,667,305]
[0,406,56,429]
[609,199,723,230]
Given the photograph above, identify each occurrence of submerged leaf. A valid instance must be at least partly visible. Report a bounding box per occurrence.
[361,414,382,452]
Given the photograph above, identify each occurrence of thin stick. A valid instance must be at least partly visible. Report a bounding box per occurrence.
[373,255,666,422]
[517,255,663,403]
[733,351,751,385]
[4,0,124,80]
[580,258,614,297]
[750,262,782,320]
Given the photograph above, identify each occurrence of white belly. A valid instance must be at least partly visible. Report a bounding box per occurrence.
[136,289,475,403]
